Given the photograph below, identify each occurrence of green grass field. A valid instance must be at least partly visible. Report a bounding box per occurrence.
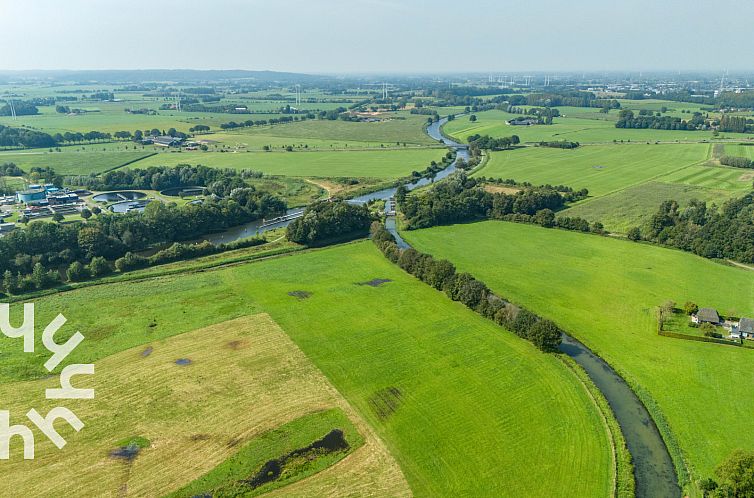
[443,109,753,144]
[219,113,436,146]
[475,143,710,197]
[404,221,754,487]
[6,242,614,497]
[128,148,447,178]
[722,143,754,159]
[562,181,741,232]
[0,149,154,175]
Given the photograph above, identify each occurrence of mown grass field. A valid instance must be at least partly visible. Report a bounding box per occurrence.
[220,113,436,146]
[722,143,754,159]
[475,143,710,197]
[443,109,753,144]
[563,181,740,232]
[0,149,154,175]
[128,148,447,178]
[6,242,614,497]
[404,221,754,486]
[0,314,408,497]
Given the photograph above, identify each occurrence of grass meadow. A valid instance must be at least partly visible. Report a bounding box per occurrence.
[404,221,754,486]
[0,149,154,175]
[0,314,408,497]
[563,181,741,232]
[3,242,615,497]
[475,143,710,197]
[443,109,754,144]
[129,148,447,178]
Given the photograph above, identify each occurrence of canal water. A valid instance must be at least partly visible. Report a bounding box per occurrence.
[559,336,680,498]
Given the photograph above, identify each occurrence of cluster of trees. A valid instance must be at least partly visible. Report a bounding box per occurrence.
[0,125,56,148]
[189,124,210,133]
[699,450,754,498]
[629,194,754,263]
[219,115,309,130]
[537,140,580,149]
[370,223,562,352]
[0,101,39,116]
[467,133,521,151]
[0,195,285,295]
[68,164,263,195]
[719,114,749,133]
[286,201,373,246]
[719,155,753,168]
[399,174,574,230]
[0,162,24,176]
[616,109,706,130]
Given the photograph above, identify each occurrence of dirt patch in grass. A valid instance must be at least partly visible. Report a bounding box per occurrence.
[110,444,141,462]
[357,278,393,287]
[288,290,312,300]
[368,387,403,420]
[227,340,248,350]
[739,171,754,182]
[483,184,521,195]
[190,434,211,442]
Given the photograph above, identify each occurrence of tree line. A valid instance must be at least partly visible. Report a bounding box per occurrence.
[0,192,286,295]
[370,222,562,353]
[616,109,707,130]
[67,164,263,194]
[628,194,754,263]
[719,155,753,168]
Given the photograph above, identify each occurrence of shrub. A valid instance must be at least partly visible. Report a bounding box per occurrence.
[66,261,89,282]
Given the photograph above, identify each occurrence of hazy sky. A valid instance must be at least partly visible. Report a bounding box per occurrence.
[1,0,752,73]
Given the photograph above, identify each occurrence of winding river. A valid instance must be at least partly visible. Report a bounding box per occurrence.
[198,114,682,497]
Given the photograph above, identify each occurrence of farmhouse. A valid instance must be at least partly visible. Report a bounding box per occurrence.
[152,136,184,147]
[507,117,539,126]
[691,308,721,325]
[739,318,754,337]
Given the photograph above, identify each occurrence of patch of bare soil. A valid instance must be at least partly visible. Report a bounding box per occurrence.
[483,184,522,195]
[357,279,392,287]
[288,290,312,300]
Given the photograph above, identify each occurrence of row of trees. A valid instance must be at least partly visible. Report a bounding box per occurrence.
[370,222,562,352]
[719,155,753,169]
[67,164,262,194]
[616,109,707,130]
[537,140,580,149]
[629,194,754,263]
[219,115,309,130]
[286,201,373,246]
[719,114,749,133]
